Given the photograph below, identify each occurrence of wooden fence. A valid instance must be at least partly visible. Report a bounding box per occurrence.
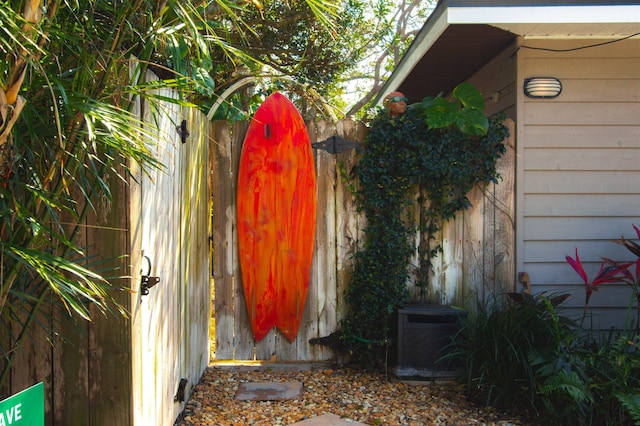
[1,73,211,426]
[211,118,515,362]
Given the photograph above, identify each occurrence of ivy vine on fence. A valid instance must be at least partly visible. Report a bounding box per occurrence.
[340,83,509,367]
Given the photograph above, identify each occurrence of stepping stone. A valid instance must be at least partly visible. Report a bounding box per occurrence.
[288,413,367,425]
[235,381,303,401]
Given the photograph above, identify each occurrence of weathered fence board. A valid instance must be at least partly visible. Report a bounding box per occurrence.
[87,171,131,426]
[211,118,515,362]
[311,121,339,361]
[136,85,183,425]
[493,119,516,294]
[335,120,366,324]
[211,120,234,360]
[231,122,253,361]
[182,106,211,380]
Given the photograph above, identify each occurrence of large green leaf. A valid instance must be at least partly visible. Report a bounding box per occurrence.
[453,82,485,111]
[6,244,116,320]
[456,107,489,135]
[194,67,216,97]
[425,97,457,129]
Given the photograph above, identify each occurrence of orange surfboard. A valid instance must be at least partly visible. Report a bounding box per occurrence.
[237,92,317,342]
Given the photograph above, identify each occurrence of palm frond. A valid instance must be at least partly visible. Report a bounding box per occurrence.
[4,244,119,320]
[614,392,640,423]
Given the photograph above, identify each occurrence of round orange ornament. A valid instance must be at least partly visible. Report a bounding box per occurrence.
[383,91,408,116]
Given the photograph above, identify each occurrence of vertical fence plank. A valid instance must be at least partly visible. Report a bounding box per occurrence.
[483,176,497,297]
[282,121,318,361]
[53,314,89,426]
[254,328,276,361]
[492,118,516,293]
[87,171,132,426]
[178,107,211,402]
[463,185,486,304]
[53,195,90,425]
[135,87,184,425]
[335,120,364,322]
[129,125,144,425]
[231,122,256,360]
[10,301,53,425]
[152,92,182,425]
[212,121,234,360]
[407,189,422,301]
[430,230,444,302]
[442,216,464,305]
[307,121,337,361]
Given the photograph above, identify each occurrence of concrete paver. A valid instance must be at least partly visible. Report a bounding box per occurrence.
[287,413,367,425]
[235,381,304,400]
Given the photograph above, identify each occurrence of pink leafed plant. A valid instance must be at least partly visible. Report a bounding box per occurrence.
[611,224,640,330]
[566,247,631,326]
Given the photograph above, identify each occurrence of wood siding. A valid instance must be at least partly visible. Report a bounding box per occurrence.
[212,118,515,362]
[467,40,518,121]
[517,38,640,328]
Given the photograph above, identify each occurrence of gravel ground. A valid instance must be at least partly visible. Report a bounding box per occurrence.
[175,365,530,426]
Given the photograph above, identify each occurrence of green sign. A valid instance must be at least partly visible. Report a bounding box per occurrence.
[0,383,44,426]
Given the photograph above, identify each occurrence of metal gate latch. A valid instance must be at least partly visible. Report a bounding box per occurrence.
[141,255,160,296]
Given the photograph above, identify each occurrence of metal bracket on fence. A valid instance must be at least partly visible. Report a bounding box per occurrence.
[141,255,160,296]
[312,135,360,154]
[177,119,189,144]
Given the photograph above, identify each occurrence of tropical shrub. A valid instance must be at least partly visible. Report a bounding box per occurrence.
[0,0,342,388]
[340,83,509,367]
[450,224,640,425]
[448,292,579,420]
[612,224,640,330]
[577,330,640,425]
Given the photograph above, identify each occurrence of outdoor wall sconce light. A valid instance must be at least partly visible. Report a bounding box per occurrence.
[523,77,562,98]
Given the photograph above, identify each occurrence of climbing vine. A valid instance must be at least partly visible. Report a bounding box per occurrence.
[340,83,509,367]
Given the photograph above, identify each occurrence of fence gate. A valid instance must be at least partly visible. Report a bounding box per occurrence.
[130,73,210,426]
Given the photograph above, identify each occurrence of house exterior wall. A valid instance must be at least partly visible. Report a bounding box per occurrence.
[516,38,640,328]
[467,40,518,120]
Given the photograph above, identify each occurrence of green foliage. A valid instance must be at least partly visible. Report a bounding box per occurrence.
[341,83,508,367]
[531,344,592,424]
[418,82,489,135]
[0,0,346,389]
[614,392,640,424]
[448,293,578,417]
[611,224,640,330]
[343,0,437,119]
[576,331,640,425]
[202,0,368,119]
[0,1,206,388]
[450,290,640,425]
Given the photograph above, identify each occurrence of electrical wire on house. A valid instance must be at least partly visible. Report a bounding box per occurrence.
[511,31,640,57]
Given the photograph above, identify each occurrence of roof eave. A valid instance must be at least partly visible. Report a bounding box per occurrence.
[374,1,640,106]
[374,4,451,106]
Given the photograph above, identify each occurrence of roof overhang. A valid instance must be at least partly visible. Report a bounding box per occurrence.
[376,0,640,105]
